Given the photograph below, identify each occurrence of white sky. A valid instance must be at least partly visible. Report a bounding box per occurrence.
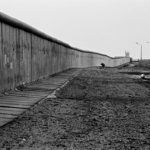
[0,0,150,59]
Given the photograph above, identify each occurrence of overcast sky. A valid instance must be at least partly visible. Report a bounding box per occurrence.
[0,0,150,59]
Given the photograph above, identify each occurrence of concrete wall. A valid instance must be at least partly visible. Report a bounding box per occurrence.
[0,12,130,92]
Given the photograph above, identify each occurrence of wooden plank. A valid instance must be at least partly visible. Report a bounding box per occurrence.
[0,98,37,103]
[0,118,12,126]
[0,97,39,103]
[0,107,25,114]
[26,84,58,90]
[0,114,17,119]
[0,103,29,109]
[0,101,36,106]
[0,109,19,115]
[8,91,49,97]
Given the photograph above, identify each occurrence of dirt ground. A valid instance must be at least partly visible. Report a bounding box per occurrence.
[1,66,150,149]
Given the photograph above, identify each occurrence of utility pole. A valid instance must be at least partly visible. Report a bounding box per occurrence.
[140,45,142,60]
[136,42,142,60]
[136,41,150,60]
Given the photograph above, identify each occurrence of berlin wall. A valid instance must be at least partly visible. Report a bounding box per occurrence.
[0,12,130,92]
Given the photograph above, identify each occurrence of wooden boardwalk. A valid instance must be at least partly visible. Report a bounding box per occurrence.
[0,69,80,127]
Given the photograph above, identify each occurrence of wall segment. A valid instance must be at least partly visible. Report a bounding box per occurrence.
[0,12,130,92]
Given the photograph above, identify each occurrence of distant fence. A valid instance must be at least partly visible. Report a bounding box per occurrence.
[0,12,130,92]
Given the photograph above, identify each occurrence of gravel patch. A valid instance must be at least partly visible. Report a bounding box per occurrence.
[1,67,150,149]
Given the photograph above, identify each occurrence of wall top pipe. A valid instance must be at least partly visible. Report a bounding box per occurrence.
[0,12,125,59]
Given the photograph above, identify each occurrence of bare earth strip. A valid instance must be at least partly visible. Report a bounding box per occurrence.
[1,67,150,149]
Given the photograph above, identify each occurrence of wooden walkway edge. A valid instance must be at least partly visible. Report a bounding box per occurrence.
[0,69,80,127]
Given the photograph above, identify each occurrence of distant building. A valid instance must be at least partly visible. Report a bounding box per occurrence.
[114,51,130,58]
[114,51,130,59]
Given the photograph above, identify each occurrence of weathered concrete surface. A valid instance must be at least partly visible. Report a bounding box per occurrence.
[0,12,130,92]
[0,68,80,127]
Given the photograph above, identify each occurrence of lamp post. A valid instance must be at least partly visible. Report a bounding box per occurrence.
[136,42,142,60]
[136,41,150,60]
